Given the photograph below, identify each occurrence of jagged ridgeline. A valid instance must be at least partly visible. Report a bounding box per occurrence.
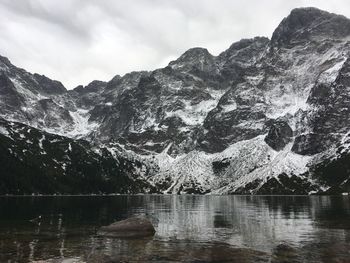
[0,7,350,194]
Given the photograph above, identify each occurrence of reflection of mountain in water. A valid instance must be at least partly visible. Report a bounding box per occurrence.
[0,195,349,262]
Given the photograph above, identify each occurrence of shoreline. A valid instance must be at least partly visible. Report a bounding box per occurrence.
[0,193,348,197]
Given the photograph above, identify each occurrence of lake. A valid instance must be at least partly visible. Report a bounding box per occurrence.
[0,195,349,262]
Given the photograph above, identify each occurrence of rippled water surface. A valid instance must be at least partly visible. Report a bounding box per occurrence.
[0,195,349,262]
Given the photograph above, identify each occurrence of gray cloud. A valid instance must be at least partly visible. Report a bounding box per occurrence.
[0,0,349,89]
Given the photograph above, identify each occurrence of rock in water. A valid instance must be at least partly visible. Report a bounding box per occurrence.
[98,217,156,238]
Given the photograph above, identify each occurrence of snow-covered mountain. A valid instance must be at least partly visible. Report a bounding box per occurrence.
[0,117,157,194]
[1,7,350,194]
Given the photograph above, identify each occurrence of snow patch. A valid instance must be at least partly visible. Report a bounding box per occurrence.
[0,126,9,137]
[318,57,346,84]
[165,95,222,126]
[38,135,47,154]
[265,93,310,119]
[221,102,237,113]
[144,141,156,146]
[147,135,313,194]
[38,135,45,149]
[66,109,99,138]
[10,77,48,102]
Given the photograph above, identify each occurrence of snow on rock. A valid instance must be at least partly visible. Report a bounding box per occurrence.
[265,90,311,119]
[0,126,9,137]
[1,8,350,195]
[67,109,98,137]
[165,90,225,126]
[220,102,237,113]
[212,137,313,193]
[318,57,347,84]
[147,135,314,194]
[38,135,45,149]
[263,42,348,120]
[38,134,47,154]
[10,77,48,102]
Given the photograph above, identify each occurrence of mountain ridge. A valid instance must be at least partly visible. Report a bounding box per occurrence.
[1,7,350,194]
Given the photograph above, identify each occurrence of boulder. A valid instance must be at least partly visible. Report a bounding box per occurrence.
[98,217,156,238]
[264,120,293,151]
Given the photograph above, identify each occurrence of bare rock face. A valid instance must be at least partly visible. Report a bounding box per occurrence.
[2,7,350,195]
[264,121,293,151]
[98,217,156,238]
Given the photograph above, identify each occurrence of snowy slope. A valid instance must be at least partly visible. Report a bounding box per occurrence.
[1,7,350,194]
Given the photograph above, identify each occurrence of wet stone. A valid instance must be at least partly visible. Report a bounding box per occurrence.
[98,217,156,238]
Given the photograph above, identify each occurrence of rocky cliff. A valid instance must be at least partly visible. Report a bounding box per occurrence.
[1,7,350,194]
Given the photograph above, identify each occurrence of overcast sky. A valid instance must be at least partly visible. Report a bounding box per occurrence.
[0,0,349,89]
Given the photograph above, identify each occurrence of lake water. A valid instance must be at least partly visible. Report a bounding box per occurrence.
[0,195,349,262]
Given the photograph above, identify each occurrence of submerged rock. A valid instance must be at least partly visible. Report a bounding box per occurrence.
[271,243,299,263]
[98,217,156,238]
[85,240,268,263]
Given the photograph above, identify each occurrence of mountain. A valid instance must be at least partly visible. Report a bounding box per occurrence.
[0,117,157,194]
[0,7,350,194]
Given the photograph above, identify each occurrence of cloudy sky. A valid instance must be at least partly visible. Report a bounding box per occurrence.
[0,0,349,89]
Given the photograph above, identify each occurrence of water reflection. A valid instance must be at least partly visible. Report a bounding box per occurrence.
[0,195,349,262]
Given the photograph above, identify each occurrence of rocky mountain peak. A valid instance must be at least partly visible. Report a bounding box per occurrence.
[32,73,67,94]
[1,7,350,195]
[217,37,269,67]
[168,47,216,73]
[220,37,269,56]
[105,74,122,90]
[0,55,11,67]
[271,7,350,47]
[73,80,106,94]
[173,47,212,61]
